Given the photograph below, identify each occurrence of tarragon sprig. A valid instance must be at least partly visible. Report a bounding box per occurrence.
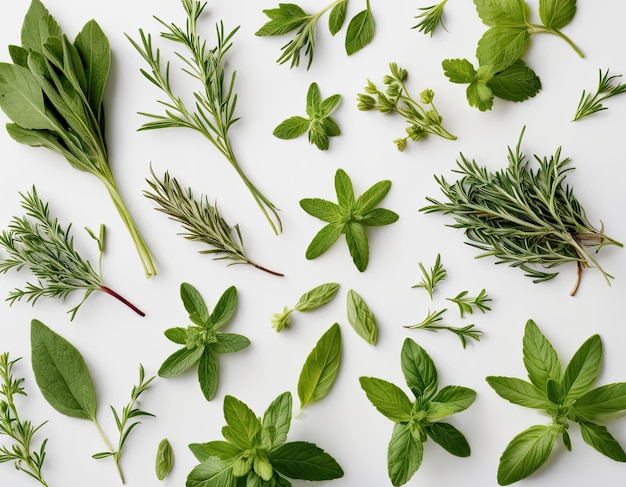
[0,187,144,320]
[404,309,483,348]
[572,68,626,121]
[127,0,282,234]
[0,353,49,487]
[412,253,447,299]
[413,0,448,36]
[144,168,283,276]
[447,289,492,317]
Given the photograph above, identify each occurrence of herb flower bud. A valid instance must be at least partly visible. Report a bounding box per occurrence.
[357,93,376,111]
[420,89,435,104]
[393,137,408,152]
[425,109,442,124]
[407,124,426,141]
[382,75,395,85]
[377,94,396,114]
[386,84,400,98]
[364,79,379,95]
[254,455,274,481]
[271,306,293,332]
[232,456,253,477]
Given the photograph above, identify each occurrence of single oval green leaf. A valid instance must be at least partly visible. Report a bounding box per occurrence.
[539,0,576,29]
[299,198,342,223]
[425,422,471,457]
[209,286,238,330]
[30,319,97,420]
[522,319,562,393]
[74,19,110,119]
[443,58,478,84]
[579,421,626,462]
[164,327,188,345]
[306,82,322,116]
[562,334,602,402]
[431,385,477,414]
[345,221,369,272]
[273,116,311,139]
[388,422,423,487]
[486,376,552,409]
[354,179,392,214]
[401,338,438,400]
[573,383,626,418]
[270,441,344,480]
[198,346,220,401]
[188,440,239,462]
[222,395,261,450]
[359,376,413,422]
[155,438,174,481]
[180,282,210,325]
[294,283,340,312]
[158,346,204,378]
[298,323,342,409]
[334,169,354,208]
[488,60,541,102]
[213,333,250,354]
[262,391,293,450]
[474,0,530,27]
[21,0,62,53]
[328,0,348,35]
[186,456,234,487]
[476,26,530,73]
[359,208,400,227]
[345,8,375,56]
[305,222,344,260]
[346,289,378,345]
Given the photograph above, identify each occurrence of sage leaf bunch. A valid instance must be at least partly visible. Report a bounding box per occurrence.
[144,168,283,276]
[413,0,448,36]
[421,128,623,295]
[155,438,174,481]
[273,82,341,150]
[443,0,581,110]
[0,187,144,320]
[297,323,342,409]
[0,0,156,276]
[128,0,282,234]
[159,283,250,401]
[346,289,378,345]
[256,0,374,69]
[0,353,50,487]
[186,391,344,485]
[357,63,456,150]
[360,338,476,486]
[572,68,626,121]
[271,282,339,332]
[487,320,626,485]
[300,169,398,271]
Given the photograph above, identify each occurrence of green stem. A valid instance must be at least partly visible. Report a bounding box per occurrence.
[93,418,125,484]
[528,24,584,58]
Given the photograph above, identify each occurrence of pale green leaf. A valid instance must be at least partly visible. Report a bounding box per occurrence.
[359,376,413,422]
[345,8,374,55]
[294,283,340,312]
[346,289,377,345]
[273,116,310,139]
[539,0,576,29]
[387,423,422,487]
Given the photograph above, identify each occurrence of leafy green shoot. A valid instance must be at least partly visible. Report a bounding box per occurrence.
[271,283,340,332]
[412,253,447,299]
[404,309,483,349]
[572,68,626,121]
[413,0,448,36]
[447,289,492,317]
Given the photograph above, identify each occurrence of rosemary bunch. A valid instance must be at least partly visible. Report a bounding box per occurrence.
[0,353,49,487]
[0,0,156,277]
[421,129,623,295]
[144,168,283,276]
[127,0,282,234]
[0,187,144,319]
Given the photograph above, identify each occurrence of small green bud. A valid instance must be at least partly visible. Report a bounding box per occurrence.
[420,89,435,104]
[389,62,408,83]
[356,93,376,111]
[382,75,395,85]
[393,138,408,152]
[232,456,253,477]
[270,307,293,332]
[386,84,400,98]
[253,455,274,481]
[364,79,378,95]
[407,124,426,141]
[425,109,442,124]
[377,94,396,114]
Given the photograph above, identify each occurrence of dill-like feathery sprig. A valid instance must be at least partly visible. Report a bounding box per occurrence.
[404,309,483,348]
[144,168,283,276]
[0,353,49,487]
[572,68,626,121]
[413,0,448,37]
[0,187,144,319]
[412,253,447,299]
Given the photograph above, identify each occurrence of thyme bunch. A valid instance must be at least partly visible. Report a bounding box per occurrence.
[421,129,622,295]
[144,168,282,276]
[128,0,282,234]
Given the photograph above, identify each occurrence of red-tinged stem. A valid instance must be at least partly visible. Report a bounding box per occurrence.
[99,286,146,317]
[248,260,284,277]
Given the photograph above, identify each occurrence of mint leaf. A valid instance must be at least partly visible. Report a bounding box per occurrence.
[345,7,375,55]
[273,116,311,139]
[388,423,423,487]
[424,422,471,457]
[328,0,348,35]
[539,0,576,29]
[270,441,344,480]
[474,0,530,27]
[401,338,438,400]
[476,26,530,73]
[522,319,561,392]
[488,60,541,101]
[222,395,261,450]
[467,81,494,111]
[359,377,413,422]
[561,334,602,402]
[442,58,477,83]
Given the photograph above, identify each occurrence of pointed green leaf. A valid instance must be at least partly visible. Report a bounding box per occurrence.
[425,422,471,457]
[579,422,626,462]
[198,346,220,401]
[213,333,250,354]
[186,456,234,487]
[388,423,422,487]
[523,320,562,393]
[21,0,62,54]
[210,286,238,330]
[180,283,210,325]
[308,125,330,150]
[255,4,309,36]
[30,319,97,420]
[299,198,342,223]
[318,94,341,117]
[497,425,558,485]
[346,289,378,345]
[466,80,494,111]
[305,82,321,117]
[158,346,204,378]
[488,60,541,102]
[304,222,344,260]
[188,440,239,462]
[345,222,369,271]
[298,324,342,409]
[222,395,261,450]
[354,180,392,214]
[334,169,355,208]
[401,338,438,400]
[270,441,343,480]
[273,116,311,139]
[319,116,340,136]
[359,376,413,422]
[486,376,552,409]
[562,334,602,402]
[345,8,375,55]
[164,327,188,345]
[431,385,477,414]
[328,0,348,35]
[573,383,626,418]
[155,438,174,481]
[476,26,530,73]
[9,45,29,67]
[442,58,477,84]
[474,0,530,27]
[262,391,292,450]
[539,0,577,29]
[294,283,340,312]
[359,208,399,226]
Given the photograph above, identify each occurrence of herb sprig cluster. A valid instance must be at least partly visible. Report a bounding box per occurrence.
[572,68,626,121]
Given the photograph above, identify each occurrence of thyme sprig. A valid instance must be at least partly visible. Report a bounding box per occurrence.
[572,68,626,121]
[144,168,283,276]
[0,187,144,320]
[128,0,282,234]
[404,309,483,349]
[0,353,49,487]
[421,128,623,295]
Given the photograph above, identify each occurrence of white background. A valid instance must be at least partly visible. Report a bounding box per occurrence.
[1,1,626,486]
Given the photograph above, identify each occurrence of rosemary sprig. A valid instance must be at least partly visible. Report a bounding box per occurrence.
[447,289,492,317]
[421,128,623,296]
[404,309,483,348]
[572,68,626,121]
[413,0,448,36]
[127,0,282,234]
[0,187,144,320]
[357,62,456,150]
[411,253,447,299]
[144,168,283,276]
[93,365,155,484]
[0,353,49,487]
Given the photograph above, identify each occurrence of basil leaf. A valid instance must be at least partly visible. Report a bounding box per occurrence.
[539,0,577,29]
[30,319,97,420]
[222,395,261,450]
[198,346,219,401]
[522,319,561,392]
[164,327,188,345]
[298,323,342,409]
[426,422,471,457]
[270,441,344,481]
[305,82,321,117]
[359,208,400,227]
[328,0,347,36]
[188,440,239,462]
[186,456,234,487]
[474,0,530,26]
[400,338,438,400]
[213,333,250,354]
[262,391,292,450]
[546,378,564,404]
[300,198,342,223]
[488,60,541,101]
[572,383,626,418]
[476,26,530,73]
[21,0,62,54]
[305,222,344,260]
[345,221,369,272]
[354,180,392,214]
[345,8,374,55]
[209,286,238,330]
[497,424,558,485]
[359,377,413,422]
[334,168,354,208]
[308,125,330,150]
[158,346,204,378]
[387,422,422,487]
[180,282,210,326]
[561,334,602,402]
[346,289,378,345]
[294,283,340,312]
[579,422,626,462]
[155,438,174,481]
[486,376,552,409]
[442,58,477,84]
[273,116,311,139]
[431,385,477,413]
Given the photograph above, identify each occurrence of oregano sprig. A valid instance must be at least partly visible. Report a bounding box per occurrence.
[572,68,626,121]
